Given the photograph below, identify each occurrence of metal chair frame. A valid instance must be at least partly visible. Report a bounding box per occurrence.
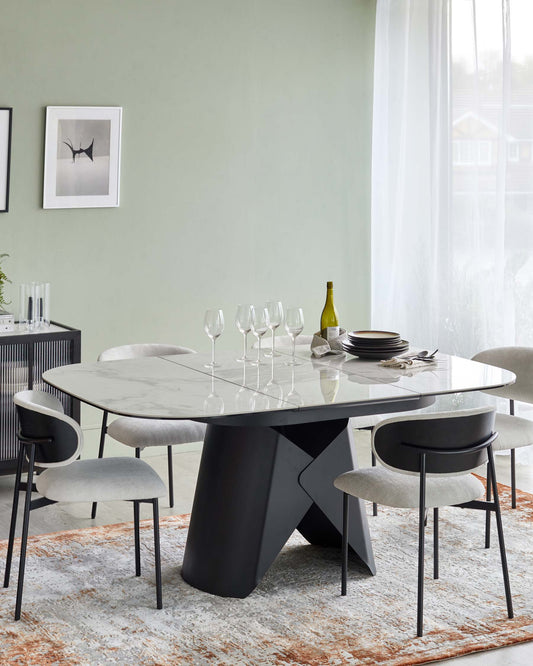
[471,347,533,518]
[91,343,200,518]
[91,411,174,518]
[3,433,162,621]
[483,397,518,550]
[341,420,513,637]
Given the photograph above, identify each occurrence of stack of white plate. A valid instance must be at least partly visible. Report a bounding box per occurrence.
[342,330,409,359]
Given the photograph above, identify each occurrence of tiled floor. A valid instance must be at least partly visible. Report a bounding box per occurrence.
[0,430,531,663]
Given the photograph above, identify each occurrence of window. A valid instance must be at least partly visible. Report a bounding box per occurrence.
[452,139,492,165]
[508,141,519,162]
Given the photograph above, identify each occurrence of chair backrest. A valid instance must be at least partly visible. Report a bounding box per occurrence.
[98,343,196,362]
[471,346,533,403]
[372,408,496,475]
[13,390,82,468]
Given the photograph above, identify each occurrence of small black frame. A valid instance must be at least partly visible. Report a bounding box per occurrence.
[1,107,13,213]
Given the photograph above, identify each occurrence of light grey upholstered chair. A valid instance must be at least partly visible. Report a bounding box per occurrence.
[334,408,513,637]
[91,343,207,518]
[471,347,533,513]
[350,408,427,517]
[3,390,166,620]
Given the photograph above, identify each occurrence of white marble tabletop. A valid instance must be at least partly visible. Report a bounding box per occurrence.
[42,347,516,423]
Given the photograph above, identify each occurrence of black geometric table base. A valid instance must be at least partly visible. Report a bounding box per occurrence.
[181,418,375,598]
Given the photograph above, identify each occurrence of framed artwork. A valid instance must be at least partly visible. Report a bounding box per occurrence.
[43,106,122,209]
[0,108,13,213]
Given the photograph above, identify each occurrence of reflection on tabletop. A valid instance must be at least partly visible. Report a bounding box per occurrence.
[42,348,514,420]
[203,370,225,415]
[191,347,516,413]
[264,355,284,408]
[199,349,409,410]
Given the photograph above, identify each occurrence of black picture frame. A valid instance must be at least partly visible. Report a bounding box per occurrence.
[0,107,13,213]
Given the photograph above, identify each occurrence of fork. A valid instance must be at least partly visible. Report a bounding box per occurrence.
[404,349,439,362]
[412,349,439,362]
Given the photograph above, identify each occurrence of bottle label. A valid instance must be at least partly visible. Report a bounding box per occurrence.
[324,326,340,341]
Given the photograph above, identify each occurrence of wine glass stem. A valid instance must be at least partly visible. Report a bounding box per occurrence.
[257,338,262,363]
[211,338,216,366]
[292,337,296,362]
[243,332,247,360]
[271,329,275,354]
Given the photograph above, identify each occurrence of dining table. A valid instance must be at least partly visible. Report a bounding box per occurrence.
[42,345,515,598]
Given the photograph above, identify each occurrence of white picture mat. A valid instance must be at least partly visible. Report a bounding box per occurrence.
[43,106,122,209]
[0,109,11,211]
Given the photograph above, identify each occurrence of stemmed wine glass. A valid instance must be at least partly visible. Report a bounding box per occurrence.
[204,309,224,367]
[264,301,284,357]
[250,306,270,365]
[284,307,304,366]
[235,304,253,362]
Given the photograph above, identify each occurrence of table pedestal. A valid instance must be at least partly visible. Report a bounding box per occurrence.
[181,418,374,598]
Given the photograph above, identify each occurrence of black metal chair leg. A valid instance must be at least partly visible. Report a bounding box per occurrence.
[135,447,141,459]
[3,445,25,589]
[341,492,349,596]
[488,446,514,619]
[485,461,492,549]
[417,454,426,638]
[167,445,174,508]
[509,399,517,509]
[91,411,108,520]
[14,444,35,621]
[433,507,439,580]
[371,450,378,516]
[133,500,141,577]
[152,499,163,609]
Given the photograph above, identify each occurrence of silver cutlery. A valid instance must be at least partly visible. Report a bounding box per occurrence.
[404,349,439,362]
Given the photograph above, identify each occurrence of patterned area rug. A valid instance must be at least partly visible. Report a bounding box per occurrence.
[1,482,533,665]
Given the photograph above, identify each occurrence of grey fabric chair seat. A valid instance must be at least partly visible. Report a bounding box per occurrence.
[350,414,384,430]
[4,390,165,620]
[334,408,513,637]
[350,406,432,516]
[492,412,533,451]
[36,457,167,503]
[472,346,533,510]
[93,342,205,513]
[97,343,193,361]
[334,466,484,509]
[107,417,206,450]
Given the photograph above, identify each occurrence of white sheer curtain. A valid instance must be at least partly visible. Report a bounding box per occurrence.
[372,0,533,359]
[371,0,451,351]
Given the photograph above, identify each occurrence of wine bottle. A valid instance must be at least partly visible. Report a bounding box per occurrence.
[320,281,339,341]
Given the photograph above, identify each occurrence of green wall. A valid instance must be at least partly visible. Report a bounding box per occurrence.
[1,0,375,441]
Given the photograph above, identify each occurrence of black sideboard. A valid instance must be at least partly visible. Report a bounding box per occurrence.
[0,322,81,474]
